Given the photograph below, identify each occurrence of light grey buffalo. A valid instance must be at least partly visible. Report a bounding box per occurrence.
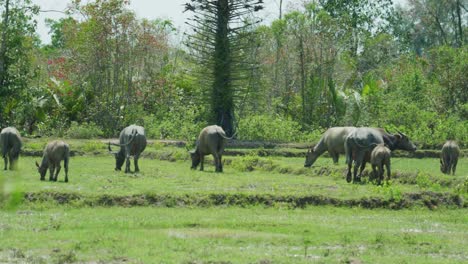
[1,127,22,170]
[190,125,229,172]
[345,128,416,183]
[35,140,70,182]
[370,143,391,185]
[304,127,356,167]
[108,125,147,173]
[440,140,460,175]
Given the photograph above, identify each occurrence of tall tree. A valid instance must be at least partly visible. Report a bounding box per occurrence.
[184,0,263,136]
[0,0,38,127]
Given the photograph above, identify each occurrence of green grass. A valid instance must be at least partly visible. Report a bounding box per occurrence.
[0,206,467,263]
[4,154,467,200]
[1,141,467,263]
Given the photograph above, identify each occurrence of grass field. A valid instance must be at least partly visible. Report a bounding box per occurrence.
[1,140,467,263]
[1,206,467,263]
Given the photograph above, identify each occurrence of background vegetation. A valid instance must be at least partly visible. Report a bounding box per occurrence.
[0,0,466,146]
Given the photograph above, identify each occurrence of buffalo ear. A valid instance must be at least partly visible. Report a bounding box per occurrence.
[35,161,40,168]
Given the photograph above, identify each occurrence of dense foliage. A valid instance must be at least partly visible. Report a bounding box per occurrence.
[0,0,466,146]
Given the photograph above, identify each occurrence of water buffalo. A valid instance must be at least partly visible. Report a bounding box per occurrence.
[190,125,229,172]
[108,125,147,173]
[1,127,22,170]
[35,140,70,182]
[370,143,391,185]
[304,127,356,167]
[440,140,460,175]
[345,128,416,183]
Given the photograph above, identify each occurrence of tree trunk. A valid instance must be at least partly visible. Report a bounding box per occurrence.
[456,0,463,47]
[0,0,10,89]
[212,0,234,136]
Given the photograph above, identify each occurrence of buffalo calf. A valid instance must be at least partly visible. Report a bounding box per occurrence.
[109,125,146,173]
[370,144,391,185]
[1,127,22,170]
[440,140,460,175]
[190,125,229,172]
[36,140,70,182]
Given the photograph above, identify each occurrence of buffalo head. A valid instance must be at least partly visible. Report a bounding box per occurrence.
[108,142,124,171]
[35,161,47,180]
[393,131,417,152]
[304,148,319,167]
[190,151,200,170]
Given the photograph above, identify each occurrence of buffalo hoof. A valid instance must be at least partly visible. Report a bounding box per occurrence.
[40,178,45,181]
[65,179,68,183]
[115,168,121,171]
[346,174,352,183]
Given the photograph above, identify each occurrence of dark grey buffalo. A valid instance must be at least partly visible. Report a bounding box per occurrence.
[440,140,460,175]
[304,127,356,167]
[1,127,22,170]
[108,125,146,173]
[345,128,416,183]
[190,125,229,172]
[370,144,391,185]
[35,140,70,182]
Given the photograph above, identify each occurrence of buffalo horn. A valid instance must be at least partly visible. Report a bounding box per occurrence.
[35,161,40,168]
[396,129,407,137]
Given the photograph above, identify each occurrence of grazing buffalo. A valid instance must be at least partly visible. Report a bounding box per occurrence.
[370,144,391,185]
[304,127,356,167]
[440,140,460,175]
[109,125,147,173]
[1,127,22,170]
[345,128,416,183]
[190,125,229,172]
[36,140,70,182]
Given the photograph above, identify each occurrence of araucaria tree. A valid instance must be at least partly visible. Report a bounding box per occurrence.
[185,0,263,136]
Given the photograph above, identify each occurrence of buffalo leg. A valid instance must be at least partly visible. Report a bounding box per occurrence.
[452,159,457,175]
[49,165,55,181]
[353,153,365,183]
[214,154,222,172]
[371,165,377,182]
[55,164,61,182]
[125,156,131,173]
[331,152,339,164]
[378,164,384,185]
[8,152,13,170]
[3,154,7,170]
[346,162,352,183]
[353,162,359,183]
[64,158,69,183]
[345,148,353,183]
[134,156,140,172]
[358,161,367,180]
[200,156,204,171]
[385,161,391,183]
[219,154,223,172]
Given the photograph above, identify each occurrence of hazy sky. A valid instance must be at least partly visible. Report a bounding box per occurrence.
[33,0,406,44]
[33,0,285,44]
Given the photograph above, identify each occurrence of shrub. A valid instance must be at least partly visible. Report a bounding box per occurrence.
[238,115,305,142]
[66,121,103,139]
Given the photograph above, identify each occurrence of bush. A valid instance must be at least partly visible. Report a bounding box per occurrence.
[238,115,306,142]
[143,103,204,144]
[66,121,103,139]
